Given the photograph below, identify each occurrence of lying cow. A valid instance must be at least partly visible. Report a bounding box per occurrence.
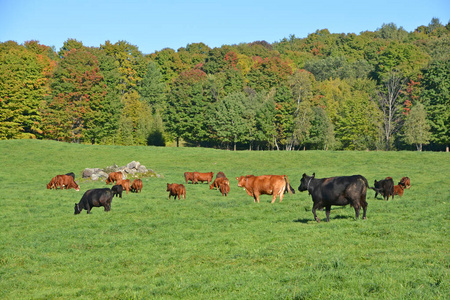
[236,174,293,203]
[167,183,186,200]
[112,185,123,198]
[117,179,131,194]
[131,179,143,193]
[184,172,195,184]
[393,184,404,197]
[399,177,411,189]
[106,171,123,185]
[298,173,368,222]
[371,177,394,201]
[74,188,113,214]
[194,172,214,184]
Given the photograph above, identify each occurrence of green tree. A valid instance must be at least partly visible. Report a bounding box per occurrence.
[208,92,248,150]
[421,59,450,151]
[165,69,210,146]
[0,41,55,139]
[139,61,166,113]
[403,103,431,151]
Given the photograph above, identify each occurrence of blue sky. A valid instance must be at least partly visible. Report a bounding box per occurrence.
[1,0,449,54]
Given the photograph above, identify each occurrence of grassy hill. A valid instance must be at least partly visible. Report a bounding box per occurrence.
[0,140,448,299]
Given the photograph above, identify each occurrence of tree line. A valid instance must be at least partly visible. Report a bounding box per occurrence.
[1,18,449,151]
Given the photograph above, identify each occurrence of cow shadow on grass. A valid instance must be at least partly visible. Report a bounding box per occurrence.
[293,214,354,223]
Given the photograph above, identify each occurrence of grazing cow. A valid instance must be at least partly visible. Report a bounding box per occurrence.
[371,177,394,201]
[219,182,230,196]
[298,173,368,222]
[131,179,143,193]
[54,174,80,191]
[47,176,58,189]
[210,177,230,190]
[194,172,214,184]
[236,174,293,203]
[399,177,411,189]
[106,171,123,185]
[74,188,113,214]
[216,172,226,179]
[184,172,195,184]
[112,185,123,198]
[167,183,186,200]
[117,179,131,194]
[393,184,404,197]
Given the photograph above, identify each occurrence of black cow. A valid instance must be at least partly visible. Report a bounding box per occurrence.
[370,177,394,201]
[112,184,123,198]
[74,188,113,214]
[66,172,76,180]
[298,173,368,222]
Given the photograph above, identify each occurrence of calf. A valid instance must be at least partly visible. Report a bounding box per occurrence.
[74,188,113,214]
[298,173,368,222]
[131,179,143,193]
[167,183,186,200]
[112,185,123,198]
[106,171,123,185]
[371,177,394,201]
[194,172,214,184]
[236,174,292,203]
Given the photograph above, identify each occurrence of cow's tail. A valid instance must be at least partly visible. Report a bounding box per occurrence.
[284,175,293,194]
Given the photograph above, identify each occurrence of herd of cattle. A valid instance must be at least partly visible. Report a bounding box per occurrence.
[47,170,411,222]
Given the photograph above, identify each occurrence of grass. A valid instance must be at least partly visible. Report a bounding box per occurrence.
[0,139,448,299]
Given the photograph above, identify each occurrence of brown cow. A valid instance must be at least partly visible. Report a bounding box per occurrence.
[131,179,143,193]
[184,172,195,184]
[106,172,123,185]
[117,179,131,194]
[210,177,230,190]
[236,175,292,203]
[167,183,186,200]
[56,175,80,191]
[194,172,214,184]
[219,182,230,196]
[399,177,411,189]
[216,172,226,179]
[393,184,404,197]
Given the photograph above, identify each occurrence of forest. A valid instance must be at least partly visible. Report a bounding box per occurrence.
[1,18,449,151]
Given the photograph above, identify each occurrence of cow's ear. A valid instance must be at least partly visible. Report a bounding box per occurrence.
[302,173,306,178]
[312,173,315,178]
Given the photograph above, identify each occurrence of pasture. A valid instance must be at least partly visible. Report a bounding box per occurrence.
[0,139,448,299]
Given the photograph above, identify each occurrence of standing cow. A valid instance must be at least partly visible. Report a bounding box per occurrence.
[236,174,292,203]
[167,183,186,200]
[106,172,123,185]
[131,179,143,193]
[298,173,368,222]
[371,177,394,201]
[74,188,113,214]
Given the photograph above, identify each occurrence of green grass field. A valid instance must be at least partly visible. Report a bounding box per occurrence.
[0,140,448,299]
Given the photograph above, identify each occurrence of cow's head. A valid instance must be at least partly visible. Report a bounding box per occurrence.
[298,173,315,192]
[236,176,246,188]
[74,203,81,214]
[166,183,172,191]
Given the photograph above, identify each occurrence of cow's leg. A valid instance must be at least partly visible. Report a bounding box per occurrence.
[86,204,91,214]
[312,203,321,222]
[325,205,331,222]
[353,202,361,219]
[254,193,260,203]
